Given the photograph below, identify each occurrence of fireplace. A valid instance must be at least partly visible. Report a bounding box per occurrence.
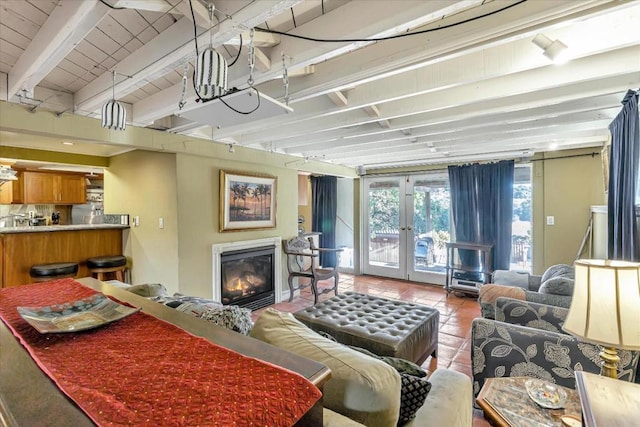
[220,245,275,310]
[211,237,288,310]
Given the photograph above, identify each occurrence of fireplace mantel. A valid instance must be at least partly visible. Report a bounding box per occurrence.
[212,237,282,304]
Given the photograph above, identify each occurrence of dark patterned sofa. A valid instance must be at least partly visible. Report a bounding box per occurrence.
[479,265,575,319]
[471,297,640,399]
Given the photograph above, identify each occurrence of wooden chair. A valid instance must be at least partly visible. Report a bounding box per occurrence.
[284,236,343,304]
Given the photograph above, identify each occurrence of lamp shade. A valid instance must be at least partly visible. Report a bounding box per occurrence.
[563,259,640,350]
[196,47,228,99]
[101,99,127,131]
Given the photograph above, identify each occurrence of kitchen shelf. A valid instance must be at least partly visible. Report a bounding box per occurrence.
[445,241,494,296]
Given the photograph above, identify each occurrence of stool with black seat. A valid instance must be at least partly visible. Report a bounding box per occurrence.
[86,255,128,282]
[30,262,79,282]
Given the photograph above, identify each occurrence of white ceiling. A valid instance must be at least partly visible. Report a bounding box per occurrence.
[0,0,639,172]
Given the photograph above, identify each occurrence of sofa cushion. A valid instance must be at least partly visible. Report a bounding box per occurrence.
[250,308,401,427]
[405,369,472,427]
[492,270,530,289]
[538,276,574,296]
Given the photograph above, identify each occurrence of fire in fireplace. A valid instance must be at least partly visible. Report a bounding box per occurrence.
[220,245,275,311]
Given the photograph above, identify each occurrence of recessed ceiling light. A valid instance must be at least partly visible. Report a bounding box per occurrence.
[62,141,74,146]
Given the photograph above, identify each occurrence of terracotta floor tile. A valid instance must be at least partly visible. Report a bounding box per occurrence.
[440,323,469,338]
[433,343,459,360]
[453,349,472,365]
[438,333,467,350]
[259,273,487,425]
[473,410,491,427]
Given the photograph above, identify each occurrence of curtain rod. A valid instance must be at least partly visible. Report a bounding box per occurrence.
[528,151,601,162]
[362,151,601,177]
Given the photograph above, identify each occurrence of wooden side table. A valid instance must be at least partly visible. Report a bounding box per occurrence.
[576,371,640,426]
[476,377,582,427]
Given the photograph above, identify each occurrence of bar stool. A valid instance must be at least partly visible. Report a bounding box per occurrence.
[29,262,79,282]
[87,255,128,282]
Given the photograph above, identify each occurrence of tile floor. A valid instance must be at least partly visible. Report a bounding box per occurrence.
[253,273,490,427]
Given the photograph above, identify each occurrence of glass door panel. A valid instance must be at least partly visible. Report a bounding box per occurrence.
[407,175,449,285]
[363,173,450,285]
[363,177,405,279]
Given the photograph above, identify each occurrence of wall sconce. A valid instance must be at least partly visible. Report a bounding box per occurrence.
[532,33,568,64]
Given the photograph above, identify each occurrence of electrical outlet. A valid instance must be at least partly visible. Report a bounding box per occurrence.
[159,217,164,229]
[546,215,555,225]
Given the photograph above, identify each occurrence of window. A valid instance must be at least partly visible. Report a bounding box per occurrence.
[512,165,532,272]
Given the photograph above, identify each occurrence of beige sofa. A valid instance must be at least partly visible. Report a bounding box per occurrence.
[250,308,472,427]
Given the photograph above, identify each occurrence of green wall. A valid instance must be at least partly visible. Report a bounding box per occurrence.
[531,148,606,274]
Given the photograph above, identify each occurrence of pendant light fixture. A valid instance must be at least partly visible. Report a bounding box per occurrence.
[195,3,227,100]
[101,70,127,131]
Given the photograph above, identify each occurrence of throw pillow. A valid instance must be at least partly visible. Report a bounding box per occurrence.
[397,373,431,425]
[541,264,574,283]
[309,328,430,424]
[538,276,575,296]
[349,346,427,378]
[172,303,253,335]
[312,330,427,378]
[126,283,168,297]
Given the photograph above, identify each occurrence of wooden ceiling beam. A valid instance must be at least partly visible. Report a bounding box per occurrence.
[7,0,110,100]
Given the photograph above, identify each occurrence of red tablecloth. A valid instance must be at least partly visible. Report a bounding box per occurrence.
[0,279,321,426]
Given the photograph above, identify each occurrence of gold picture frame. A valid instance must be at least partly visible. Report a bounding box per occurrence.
[220,170,277,232]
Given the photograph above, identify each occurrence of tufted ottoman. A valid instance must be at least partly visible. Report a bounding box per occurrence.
[293,292,439,364]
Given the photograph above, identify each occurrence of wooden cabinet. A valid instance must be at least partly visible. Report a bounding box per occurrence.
[0,181,16,204]
[2,171,86,204]
[57,174,86,203]
[23,172,57,203]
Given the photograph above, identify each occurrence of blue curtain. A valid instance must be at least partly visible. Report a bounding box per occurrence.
[311,175,338,267]
[608,90,640,261]
[448,160,514,271]
[477,161,514,271]
[448,164,480,267]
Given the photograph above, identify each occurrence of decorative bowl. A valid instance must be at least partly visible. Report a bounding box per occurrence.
[525,378,568,409]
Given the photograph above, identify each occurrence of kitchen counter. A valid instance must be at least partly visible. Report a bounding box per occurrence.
[0,224,129,234]
[0,226,129,287]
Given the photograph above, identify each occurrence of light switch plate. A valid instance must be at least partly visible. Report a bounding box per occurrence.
[546,215,555,225]
[133,216,140,227]
[159,217,164,229]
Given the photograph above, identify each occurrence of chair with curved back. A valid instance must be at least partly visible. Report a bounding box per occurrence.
[284,236,343,305]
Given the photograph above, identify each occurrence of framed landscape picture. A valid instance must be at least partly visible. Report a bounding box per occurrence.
[220,170,277,231]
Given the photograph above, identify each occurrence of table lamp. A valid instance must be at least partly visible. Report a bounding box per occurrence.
[563,259,640,378]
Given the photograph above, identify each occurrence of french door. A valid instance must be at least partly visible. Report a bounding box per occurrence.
[362,174,448,285]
